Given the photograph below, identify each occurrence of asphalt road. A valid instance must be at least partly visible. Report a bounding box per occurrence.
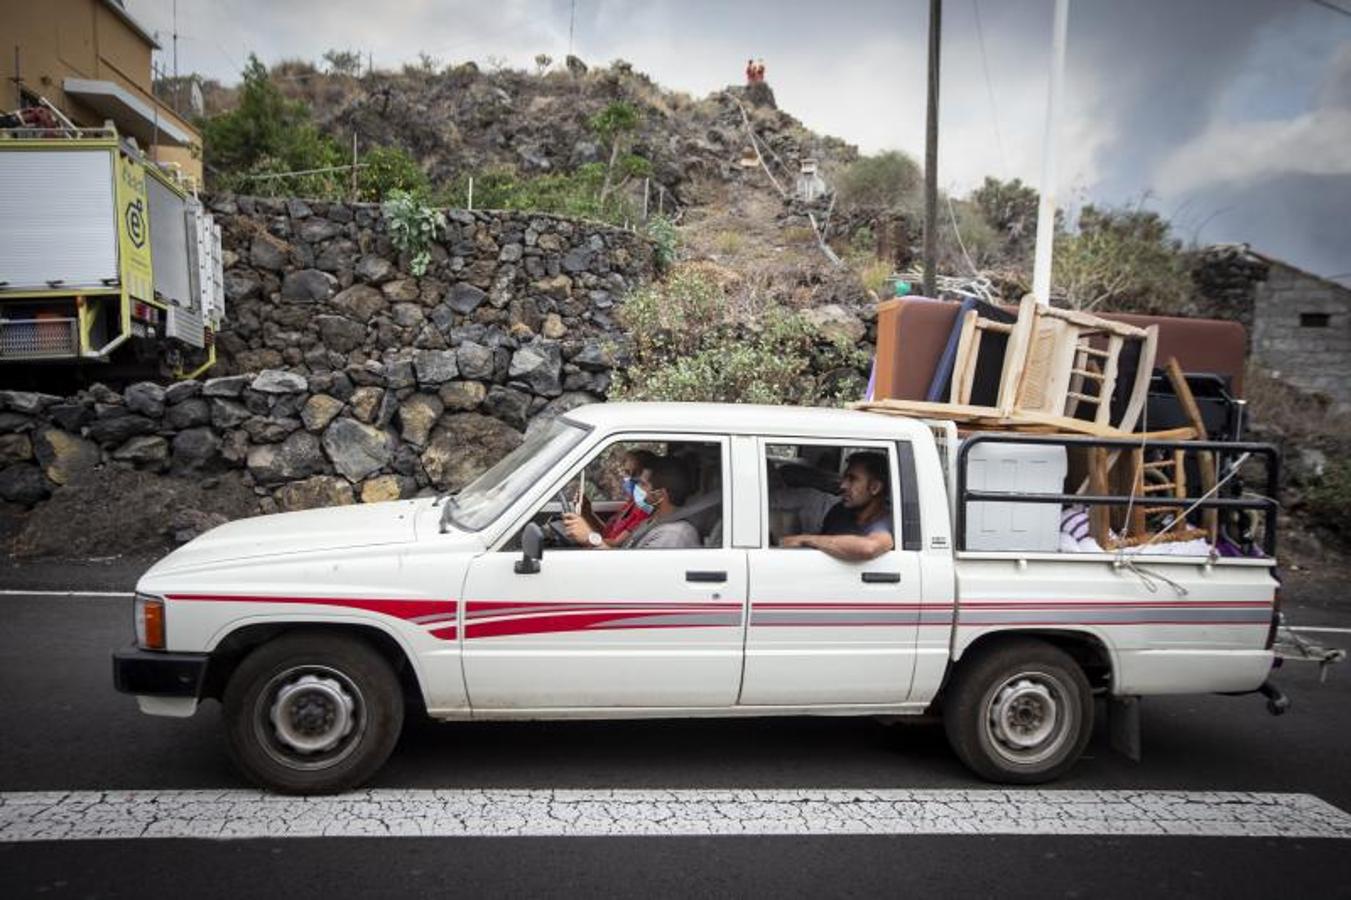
[1,561,1348,898]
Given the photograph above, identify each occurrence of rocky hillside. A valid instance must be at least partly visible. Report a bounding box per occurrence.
[223,59,857,213]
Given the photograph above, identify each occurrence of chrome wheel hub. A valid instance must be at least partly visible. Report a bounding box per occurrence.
[990,679,1057,750]
[269,674,356,754]
[982,671,1072,766]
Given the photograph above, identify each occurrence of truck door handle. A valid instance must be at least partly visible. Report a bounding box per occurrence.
[686,570,727,583]
[861,572,901,584]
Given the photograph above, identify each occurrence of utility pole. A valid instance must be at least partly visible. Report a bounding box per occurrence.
[569,0,577,57]
[172,0,180,113]
[922,0,941,299]
[1031,0,1069,306]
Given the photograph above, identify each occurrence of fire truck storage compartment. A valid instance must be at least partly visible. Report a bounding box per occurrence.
[0,148,118,291]
[962,440,1068,552]
[146,175,204,348]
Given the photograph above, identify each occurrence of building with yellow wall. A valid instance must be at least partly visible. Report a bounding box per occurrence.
[0,0,203,183]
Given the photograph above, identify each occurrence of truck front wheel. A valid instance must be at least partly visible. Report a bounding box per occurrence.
[943,638,1093,784]
[222,633,404,794]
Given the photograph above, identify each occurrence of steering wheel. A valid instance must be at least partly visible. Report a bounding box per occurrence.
[544,489,578,545]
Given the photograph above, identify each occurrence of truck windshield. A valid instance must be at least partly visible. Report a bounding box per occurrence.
[441,417,588,532]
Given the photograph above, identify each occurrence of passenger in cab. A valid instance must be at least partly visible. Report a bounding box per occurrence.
[571,449,658,548]
[781,452,894,561]
[564,456,701,550]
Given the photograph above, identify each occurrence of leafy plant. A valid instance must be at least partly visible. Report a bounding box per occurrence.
[836,151,922,211]
[613,268,869,406]
[1305,460,1351,542]
[201,55,344,194]
[1052,203,1192,313]
[534,53,553,75]
[970,176,1042,255]
[322,48,363,76]
[849,226,875,254]
[645,215,678,273]
[357,145,429,201]
[383,189,446,276]
[588,101,641,205]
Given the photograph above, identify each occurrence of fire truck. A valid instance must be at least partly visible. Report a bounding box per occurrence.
[0,118,225,380]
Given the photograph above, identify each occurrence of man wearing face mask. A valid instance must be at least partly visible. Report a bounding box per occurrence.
[563,456,700,550]
[570,449,657,548]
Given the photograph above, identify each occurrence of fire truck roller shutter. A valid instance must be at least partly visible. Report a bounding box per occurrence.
[0,149,119,291]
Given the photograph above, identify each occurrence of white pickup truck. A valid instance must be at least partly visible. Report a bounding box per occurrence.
[113,402,1284,793]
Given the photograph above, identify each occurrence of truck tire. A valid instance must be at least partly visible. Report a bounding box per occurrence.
[943,638,1093,784]
[222,633,404,794]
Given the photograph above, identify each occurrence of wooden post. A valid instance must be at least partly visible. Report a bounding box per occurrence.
[350,133,358,201]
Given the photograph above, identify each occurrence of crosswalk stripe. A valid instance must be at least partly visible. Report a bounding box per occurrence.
[1,789,1348,841]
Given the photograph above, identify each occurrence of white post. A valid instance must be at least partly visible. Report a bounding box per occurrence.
[642,178,650,221]
[467,176,474,210]
[1031,0,1069,307]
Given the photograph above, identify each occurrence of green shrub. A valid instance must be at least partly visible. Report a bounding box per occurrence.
[202,55,343,192]
[937,200,1003,272]
[357,145,429,201]
[441,165,641,225]
[1305,460,1351,542]
[849,226,875,254]
[1053,204,1192,312]
[645,215,678,272]
[383,189,446,276]
[969,176,1042,255]
[836,151,922,211]
[613,269,868,406]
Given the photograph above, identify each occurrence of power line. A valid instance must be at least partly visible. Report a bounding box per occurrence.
[1309,0,1351,17]
[971,0,1008,176]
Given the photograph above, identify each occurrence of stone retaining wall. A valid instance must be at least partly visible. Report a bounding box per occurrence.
[0,196,656,515]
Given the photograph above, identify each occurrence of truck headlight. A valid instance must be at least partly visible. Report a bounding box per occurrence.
[134,594,166,650]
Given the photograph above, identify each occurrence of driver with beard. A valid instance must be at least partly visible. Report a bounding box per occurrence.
[562,456,700,550]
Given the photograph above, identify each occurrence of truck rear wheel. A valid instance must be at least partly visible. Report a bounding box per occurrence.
[222,633,403,794]
[943,638,1092,784]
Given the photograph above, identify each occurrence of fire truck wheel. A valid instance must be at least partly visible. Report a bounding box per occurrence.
[943,638,1093,784]
[222,633,404,795]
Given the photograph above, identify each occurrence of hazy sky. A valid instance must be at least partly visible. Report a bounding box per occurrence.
[126,0,1351,280]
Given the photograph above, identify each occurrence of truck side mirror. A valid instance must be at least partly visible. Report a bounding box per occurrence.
[515,522,543,575]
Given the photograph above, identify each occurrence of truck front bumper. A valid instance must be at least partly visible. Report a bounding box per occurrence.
[112,646,208,698]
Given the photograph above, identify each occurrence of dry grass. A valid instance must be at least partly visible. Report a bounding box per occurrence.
[851,255,893,297]
[780,226,817,246]
[712,231,745,255]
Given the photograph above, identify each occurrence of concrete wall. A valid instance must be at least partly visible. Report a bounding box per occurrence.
[1252,261,1351,409]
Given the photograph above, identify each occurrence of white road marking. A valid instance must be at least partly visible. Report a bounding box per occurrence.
[0,789,1348,841]
[1287,626,1351,635]
[0,589,133,599]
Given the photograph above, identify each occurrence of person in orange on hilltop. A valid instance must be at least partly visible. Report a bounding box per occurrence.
[746,58,757,84]
[754,58,766,82]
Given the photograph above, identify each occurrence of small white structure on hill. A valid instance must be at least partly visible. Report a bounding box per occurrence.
[795,158,827,202]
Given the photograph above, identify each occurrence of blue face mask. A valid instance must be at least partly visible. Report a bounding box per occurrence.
[622,476,637,498]
[632,484,656,514]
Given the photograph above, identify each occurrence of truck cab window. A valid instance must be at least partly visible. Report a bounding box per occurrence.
[515,438,726,550]
[764,443,897,549]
